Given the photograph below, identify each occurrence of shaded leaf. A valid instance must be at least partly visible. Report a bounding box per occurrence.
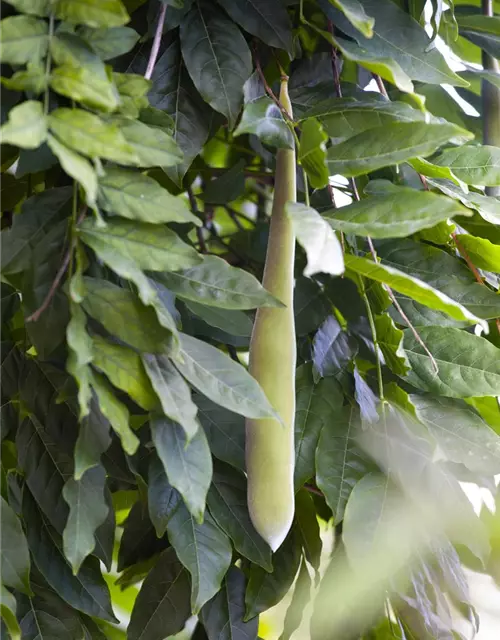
[118,502,169,571]
[280,559,312,640]
[299,118,329,190]
[330,0,374,38]
[47,135,97,207]
[166,503,232,613]
[74,395,112,481]
[79,25,140,60]
[0,496,31,594]
[294,490,322,577]
[312,315,358,379]
[148,455,181,537]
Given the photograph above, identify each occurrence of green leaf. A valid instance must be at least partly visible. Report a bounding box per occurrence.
[323,185,470,238]
[428,178,500,225]
[185,301,253,337]
[0,15,48,65]
[166,503,232,613]
[294,490,322,577]
[244,529,301,620]
[286,203,344,277]
[128,547,191,640]
[78,218,202,272]
[143,354,199,439]
[180,1,252,128]
[89,369,139,456]
[375,313,410,376]
[22,488,118,623]
[408,157,468,191]
[48,108,139,165]
[202,160,246,205]
[326,122,472,178]
[234,97,294,149]
[0,101,47,149]
[62,465,109,574]
[201,566,259,640]
[117,502,169,571]
[112,117,183,168]
[330,0,374,38]
[319,0,468,86]
[154,255,280,310]
[316,405,373,523]
[215,0,293,56]
[0,585,21,640]
[67,300,93,420]
[147,455,181,537]
[79,26,140,60]
[175,332,278,420]
[460,27,500,59]
[300,98,436,140]
[404,326,500,398]
[151,416,212,522]
[3,0,52,16]
[74,397,112,481]
[454,234,500,273]
[98,167,198,225]
[280,559,312,640]
[294,363,343,490]
[55,0,130,28]
[312,315,358,379]
[434,145,500,187]
[16,415,73,534]
[148,37,211,186]
[299,118,329,189]
[82,277,174,353]
[0,496,31,594]
[344,254,487,329]
[207,461,272,571]
[195,394,246,471]
[47,135,97,207]
[411,395,500,476]
[50,65,120,113]
[377,239,500,320]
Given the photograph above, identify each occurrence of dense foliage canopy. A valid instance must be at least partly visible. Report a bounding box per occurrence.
[2,0,500,638]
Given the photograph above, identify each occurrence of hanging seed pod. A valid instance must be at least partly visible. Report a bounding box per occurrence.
[246,76,296,552]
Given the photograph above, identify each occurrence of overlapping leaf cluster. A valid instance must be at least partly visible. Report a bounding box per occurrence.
[2,0,500,638]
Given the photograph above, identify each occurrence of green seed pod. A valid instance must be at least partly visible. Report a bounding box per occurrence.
[246,77,296,552]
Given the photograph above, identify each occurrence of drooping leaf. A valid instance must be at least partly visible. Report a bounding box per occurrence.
[294,490,322,578]
[127,547,191,640]
[344,254,487,329]
[180,1,252,128]
[404,326,500,398]
[47,135,98,208]
[234,97,294,149]
[434,145,500,187]
[207,461,272,571]
[201,566,259,640]
[78,218,202,273]
[0,100,47,149]
[0,496,31,594]
[453,234,500,273]
[294,363,343,490]
[151,416,212,522]
[329,0,374,38]
[298,118,329,190]
[375,313,410,376]
[428,178,500,225]
[280,559,312,640]
[143,354,199,439]
[22,488,117,623]
[166,503,232,613]
[48,108,139,165]
[147,455,181,537]
[316,405,373,523]
[175,332,278,420]
[286,203,344,277]
[323,185,470,238]
[62,465,109,575]
[117,502,169,571]
[0,15,48,65]
[79,25,140,60]
[326,122,472,178]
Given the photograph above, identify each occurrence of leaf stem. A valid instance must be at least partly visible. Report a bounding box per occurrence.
[43,12,55,115]
[145,1,167,80]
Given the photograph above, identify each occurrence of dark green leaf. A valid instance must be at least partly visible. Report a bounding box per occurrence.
[207,461,272,571]
[312,316,358,379]
[166,503,232,613]
[118,502,169,571]
[215,0,293,55]
[294,490,322,578]
[74,396,112,481]
[202,160,246,205]
[151,416,212,522]
[180,1,252,128]
[1,496,31,594]
[143,354,199,439]
[294,363,343,490]
[62,465,109,575]
[79,26,140,60]
[316,405,373,523]
[175,332,278,419]
[148,455,181,537]
[201,566,258,640]
[22,488,117,623]
[280,559,312,640]
[185,301,253,337]
[128,547,191,640]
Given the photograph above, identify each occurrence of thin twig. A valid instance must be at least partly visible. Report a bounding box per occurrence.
[225,207,245,231]
[452,232,483,284]
[327,21,343,98]
[373,74,389,99]
[145,1,167,80]
[305,484,323,497]
[187,186,208,253]
[26,207,87,323]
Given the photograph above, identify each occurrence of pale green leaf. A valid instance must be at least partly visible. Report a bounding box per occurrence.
[408,157,469,191]
[48,134,97,207]
[286,203,344,277]
[112,117,183,168]
[455,234,500,273]
[299,118,329,189]
[66,300,93,420]
[330,0,374,38]
[435,145,500,186]
[1,63,47,94]
[0,15,48,65]
[50,65,119,112]
[234,97,294,149]
[0,101,47,150]
[55,0,130,28]
[0,584,21,640]
[98,167,199,225]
